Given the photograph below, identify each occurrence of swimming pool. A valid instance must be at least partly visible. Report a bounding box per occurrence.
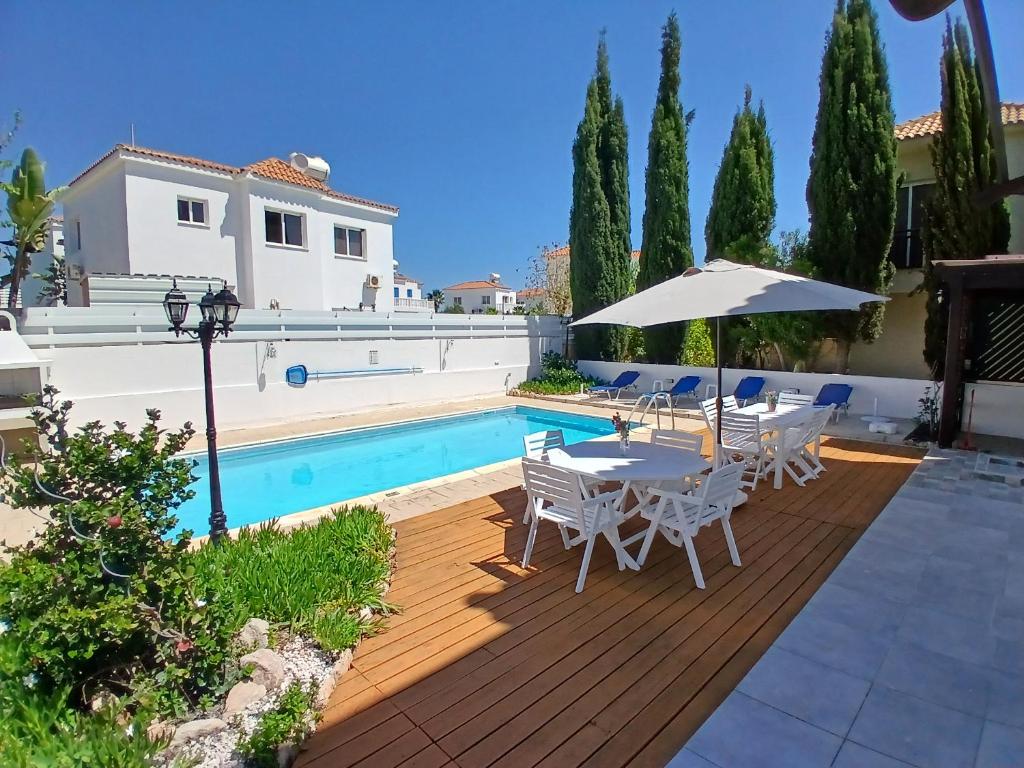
[175,406,617,534]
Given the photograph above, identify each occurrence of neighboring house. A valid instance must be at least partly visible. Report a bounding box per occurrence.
[57,144,399,311]
[516,287,546,313]
[543,245,640,316]
[393,272,431,312]
[5,217,64,308]
[446,275,516,314]
[849,102,1024,379]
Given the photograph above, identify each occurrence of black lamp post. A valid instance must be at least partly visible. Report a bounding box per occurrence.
[163,279,241,543]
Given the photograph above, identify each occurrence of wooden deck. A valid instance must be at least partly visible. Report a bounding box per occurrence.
[297,437,922,768]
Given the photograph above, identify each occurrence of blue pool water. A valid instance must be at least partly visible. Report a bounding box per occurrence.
[174,406,617,534]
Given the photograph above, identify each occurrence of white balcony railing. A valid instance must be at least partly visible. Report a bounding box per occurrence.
[394,297,434,312]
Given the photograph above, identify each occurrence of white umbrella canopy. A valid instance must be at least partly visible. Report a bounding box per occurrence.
[570,259,887,328]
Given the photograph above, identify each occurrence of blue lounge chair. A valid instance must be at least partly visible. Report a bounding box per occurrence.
[733,376,766,406]
[654,375,702,406]
[814,383,853,421]
[588,370,640,400]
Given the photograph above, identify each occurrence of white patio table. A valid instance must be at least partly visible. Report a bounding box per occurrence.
[733,403,815,489]
[546,441,711,570]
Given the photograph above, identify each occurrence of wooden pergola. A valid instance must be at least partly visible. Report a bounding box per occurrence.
[933,255,1024,447]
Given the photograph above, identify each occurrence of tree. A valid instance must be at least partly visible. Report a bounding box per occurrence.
[2,148,66,309]
[806,0,898,372]
[638,12,693,364]
[681,318,715,367]
[921,16,1010,379]
[525,244,572,316]
[34,250,67,306]
[705,85,775,261]
[569,34,632,361]
[426,288,445,312]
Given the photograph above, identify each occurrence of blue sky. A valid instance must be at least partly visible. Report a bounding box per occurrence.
[6,1,1024,291]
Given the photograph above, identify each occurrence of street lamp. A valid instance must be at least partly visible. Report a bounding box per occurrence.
[163,279,241,542]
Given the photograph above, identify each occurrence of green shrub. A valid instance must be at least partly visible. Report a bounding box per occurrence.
[0,387,234,717]
[515,351,600,395]
[682,318,715,367]
[236,681,318,768]
[0,637,166,768]
[191,507,393,652]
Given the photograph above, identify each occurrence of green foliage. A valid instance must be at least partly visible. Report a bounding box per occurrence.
[1,147,66,309]
[921,16,1011,379]
[236,681,319,768]
[484,306,499,315]
[426,289,445,312]
[0,637,166,768]
[442,304,465,314]
[191,507,393,652]
[682,318,715,367]
[34,248,67,306]
[0,387,233,717]
[638,12,693,363]
[515,351,598,395]
[806,0,897,368]
[570,33,633,361]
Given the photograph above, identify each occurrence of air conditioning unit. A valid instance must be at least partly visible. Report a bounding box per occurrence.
[66,263,84,280]
[365,275,382,289]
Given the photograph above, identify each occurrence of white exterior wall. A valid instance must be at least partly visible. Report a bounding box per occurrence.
[450,286,517,314]
[963,382,1024,441]
[578,360,930,420]
[395,278,422,300]
[16,307,563,432]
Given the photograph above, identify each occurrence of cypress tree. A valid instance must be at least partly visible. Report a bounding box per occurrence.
[921,17,1010,379]
[569,34,632,360]
[638,12,693,364]
[806,0,898,372]
[705,85,775,261]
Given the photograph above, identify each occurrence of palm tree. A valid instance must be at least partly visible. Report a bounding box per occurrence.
[3,148,65,309]
[426,289,445,312]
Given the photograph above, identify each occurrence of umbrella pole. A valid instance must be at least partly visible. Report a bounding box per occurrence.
[715,316,723,468]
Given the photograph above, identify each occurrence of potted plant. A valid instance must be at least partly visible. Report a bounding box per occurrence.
[765,390,779,413]
[611,412,631,454]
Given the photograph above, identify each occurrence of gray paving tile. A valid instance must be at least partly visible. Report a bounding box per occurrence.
[828,547,925,604]
[897,604,998,667]
[988,670,1024,729]
[776,612,891,680]
[832,742,915,768]
[686,692,841,768]
[991,638,1024,675]
[913,576,997,622]
[976,720,1024,768]
[920,554,1007,596]
[848,686,983,768]
[736,646,870,736]
[666,748,722,768]
[803,583,907,636]
[875,641,991,717]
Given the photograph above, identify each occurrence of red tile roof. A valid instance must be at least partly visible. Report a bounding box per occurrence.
[517,287,545,298]
[543,245,641,260]
[895,102,1024,141]
[68,145,398,213]
[446,280,512,291]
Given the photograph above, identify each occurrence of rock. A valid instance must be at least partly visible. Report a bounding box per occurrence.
[223,681,267,718]
[169,718,226,750]
[145,720,174,743]
[358,606,374,622]
[237,617,271,650]
[277,743,299,767]
[315,648,354,708]
[240,648,286,690]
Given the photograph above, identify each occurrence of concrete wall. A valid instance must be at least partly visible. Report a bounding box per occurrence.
[578,360,929,419]
[17,307,563,432]
[849,292,931,380]
[963,381,1024,441]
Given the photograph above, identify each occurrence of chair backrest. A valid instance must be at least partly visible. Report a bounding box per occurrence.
[523,429,566,459]
[700,395,738,429]
[807,405,834,437]
[611,370,641,388]
[720,412,762,451]
[733,376,766,401]
[814,383,853,407]
[521,457,584,525]
[670,375,701,395]
[721,395,739,411]
[691,461,744,525]
[778,392,813,407]
[652,429,704,456]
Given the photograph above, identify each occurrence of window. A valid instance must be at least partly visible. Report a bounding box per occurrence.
[481,295,491,305]
[73,220,82,251]
[177,197,207,225]
[503,294,512,303]
[453,296,462,305]
[334,226,365,258]
[888,183,935,270]
[265,209,304,247]
[394,287,400,299]
[406,288,413,298]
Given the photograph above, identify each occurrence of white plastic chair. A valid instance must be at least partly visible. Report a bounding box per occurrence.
[699,396,738,431]
[765,405,835,488]
[521,430,601,524]
[649,430,705,494]
[800,406,834,477]
[778,392,814,407]
[719,412,767,490]
[637,461,745,589]
[521,458,627,593]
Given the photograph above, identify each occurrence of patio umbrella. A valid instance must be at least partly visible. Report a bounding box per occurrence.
[571,259,888,456]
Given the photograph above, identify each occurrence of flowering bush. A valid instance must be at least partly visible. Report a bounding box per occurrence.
[515,351,599,395]
[0,387,234,717]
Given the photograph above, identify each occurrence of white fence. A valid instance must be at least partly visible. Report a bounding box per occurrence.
[578,360,930,420]
[14,307,565,431]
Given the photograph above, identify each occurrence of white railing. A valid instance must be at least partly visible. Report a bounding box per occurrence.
[393,297,434,312]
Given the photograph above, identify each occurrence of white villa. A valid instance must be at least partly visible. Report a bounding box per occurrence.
[445,275,517,314]
[55,144,400,312]
[392,271,431,312]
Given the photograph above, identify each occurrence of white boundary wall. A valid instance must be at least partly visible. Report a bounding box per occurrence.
[16,308,564,431]
[578,360,930,420]
[963,381,1024,441]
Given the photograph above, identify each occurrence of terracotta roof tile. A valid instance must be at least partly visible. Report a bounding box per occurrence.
[517,287,545,297]
[446,280,512,291]
[543,245,641,260]
[895,102,1024,141]
[394,272,421,285]
[68,145,398,213]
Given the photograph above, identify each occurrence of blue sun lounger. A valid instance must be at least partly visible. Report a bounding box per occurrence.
[651,375,702,405]
[814,383,853,421]
[733,376,766,406]
[588,370,640,400]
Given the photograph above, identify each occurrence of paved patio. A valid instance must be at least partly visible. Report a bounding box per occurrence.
[295,436,922,768]
[675,448,1024,768]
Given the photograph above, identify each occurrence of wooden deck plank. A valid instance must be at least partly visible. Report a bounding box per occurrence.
[298,438,921,768]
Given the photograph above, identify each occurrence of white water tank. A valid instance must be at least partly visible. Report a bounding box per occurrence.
[489,272,501,283]
[289,152,330,182]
